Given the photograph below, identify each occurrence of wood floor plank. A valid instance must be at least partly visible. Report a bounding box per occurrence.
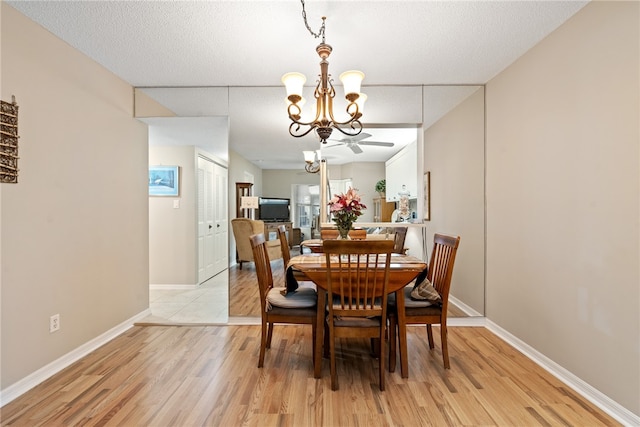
[1,326,619,426]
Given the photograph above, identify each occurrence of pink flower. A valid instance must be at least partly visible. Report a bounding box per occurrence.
[327,187,367,229]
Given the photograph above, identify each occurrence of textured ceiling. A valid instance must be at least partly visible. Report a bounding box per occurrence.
[7,1,588,168]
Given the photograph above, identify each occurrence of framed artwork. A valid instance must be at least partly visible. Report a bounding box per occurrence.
[423,171,431,221]
[149,165,180,196]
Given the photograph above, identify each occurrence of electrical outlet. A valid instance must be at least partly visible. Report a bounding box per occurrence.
[50,314,60,333]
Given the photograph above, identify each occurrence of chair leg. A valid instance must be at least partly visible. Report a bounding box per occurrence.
[239,261,243,270]
[370,338,381,358]
[426,324,435,349]
[323,321,330,358]
[258,319,268,368]
[266,323,274,349]
[311,322,317,370]
[379,328,386,391]
[388,314,397,373]
[329,325,338,390]
[441,322,450,369]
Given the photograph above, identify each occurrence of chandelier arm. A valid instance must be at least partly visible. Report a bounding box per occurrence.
[331,121,364,138]
[326,100,361,127]
[286,93,323,128]
[288,122,318,139]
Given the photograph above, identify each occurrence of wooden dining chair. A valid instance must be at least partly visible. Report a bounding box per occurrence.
[320,228,367,240]
[277,225,291,270]
[278,224,314,292]
[388,233,460,370]
[323,239,394,391]
[392,226,408,254]
[250,233,318,368]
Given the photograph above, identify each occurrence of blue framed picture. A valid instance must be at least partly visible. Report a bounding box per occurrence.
[149,165,180,196]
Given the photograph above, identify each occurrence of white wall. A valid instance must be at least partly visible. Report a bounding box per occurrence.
[486,1,639,415]
[1,3,149,388]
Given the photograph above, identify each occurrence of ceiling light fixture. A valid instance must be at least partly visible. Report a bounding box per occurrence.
[303,150,321,174]
[282,0,366,144]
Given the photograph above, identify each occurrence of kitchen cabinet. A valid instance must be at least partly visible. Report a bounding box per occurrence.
[372,197,396,222]
[385,140,418,202]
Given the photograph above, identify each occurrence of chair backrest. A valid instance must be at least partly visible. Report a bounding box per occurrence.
[323,240,394,317]
[320,228,367,240]
[232,218,267,261]
[250,233,274,312]
[392,227,408,254]
[277,224,291,267]
[427,233,461,310]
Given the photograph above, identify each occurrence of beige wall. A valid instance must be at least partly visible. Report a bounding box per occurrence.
[337,162,387,223]
[486,1,639,415]
[149,146,197,285]
[1,3,149,388]
[424,88,485,315]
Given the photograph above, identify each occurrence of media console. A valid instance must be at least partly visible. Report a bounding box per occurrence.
[263,221,293,248]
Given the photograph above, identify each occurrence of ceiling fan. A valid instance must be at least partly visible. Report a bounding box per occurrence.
[324,132,394,154]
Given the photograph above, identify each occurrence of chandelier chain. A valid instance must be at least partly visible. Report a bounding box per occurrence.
[300,0,326,43]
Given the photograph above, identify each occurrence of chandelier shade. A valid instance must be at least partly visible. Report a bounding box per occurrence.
[303,150,321,173]
[339,71,365,97]
[282,72,306,101]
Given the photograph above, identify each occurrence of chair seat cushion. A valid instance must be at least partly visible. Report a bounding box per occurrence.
[266,286,317,310]
[388,285,435,308]
[330,316,382,328]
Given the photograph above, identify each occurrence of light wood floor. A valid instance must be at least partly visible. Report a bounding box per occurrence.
[1,325,618,426]
[229,257,468,318]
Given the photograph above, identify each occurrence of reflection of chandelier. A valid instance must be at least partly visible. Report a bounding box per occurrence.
[303,150,320,174]
[282,2,366,144]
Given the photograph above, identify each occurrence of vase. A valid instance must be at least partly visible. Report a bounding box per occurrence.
[337,224,352,240]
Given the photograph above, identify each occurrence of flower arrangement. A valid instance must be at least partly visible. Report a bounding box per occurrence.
[328,187,367,239]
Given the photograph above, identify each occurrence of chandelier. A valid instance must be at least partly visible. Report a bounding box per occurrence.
[303,150,320,173]
[282,2,366,144]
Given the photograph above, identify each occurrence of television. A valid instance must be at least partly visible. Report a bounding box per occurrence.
[258,197,290,222]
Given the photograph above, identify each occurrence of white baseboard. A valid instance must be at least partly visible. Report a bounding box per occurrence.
[149,283,198,290]
[0,308,152,407]
[486,320,639,426]
[449,295,483,317]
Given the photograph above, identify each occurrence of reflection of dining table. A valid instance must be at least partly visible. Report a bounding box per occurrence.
[287,253,428,379]
[300,239,323,253]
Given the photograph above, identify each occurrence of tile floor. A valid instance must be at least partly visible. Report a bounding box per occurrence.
[140,272,230,324]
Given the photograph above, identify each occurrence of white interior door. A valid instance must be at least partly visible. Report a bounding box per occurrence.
[212,162,228,275]
[198,156,228,283]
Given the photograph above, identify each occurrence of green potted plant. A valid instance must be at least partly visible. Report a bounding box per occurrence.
[375,179,386,197]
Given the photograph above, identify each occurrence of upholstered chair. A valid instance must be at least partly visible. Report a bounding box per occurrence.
[231,218,282,269]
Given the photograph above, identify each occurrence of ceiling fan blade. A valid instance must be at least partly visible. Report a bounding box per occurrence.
[323,143,343,149]
[349,144,364,154]
[327,132,372,143]
[358,141,395,147]
[349,132,372,142]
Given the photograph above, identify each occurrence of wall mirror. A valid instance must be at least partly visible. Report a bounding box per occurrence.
[134,84,485,319]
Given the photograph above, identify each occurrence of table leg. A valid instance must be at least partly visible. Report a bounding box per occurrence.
[314,290,325,378]
[396,288,409,378]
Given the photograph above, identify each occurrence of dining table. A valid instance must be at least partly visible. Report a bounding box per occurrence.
[286,252,428,379]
